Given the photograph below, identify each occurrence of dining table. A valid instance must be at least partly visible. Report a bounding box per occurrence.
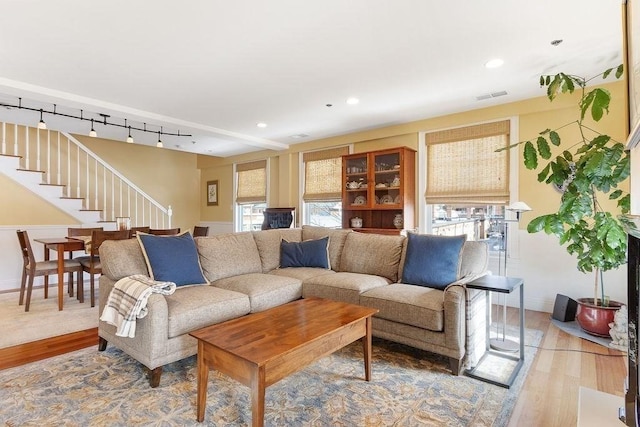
[33,236,87,311]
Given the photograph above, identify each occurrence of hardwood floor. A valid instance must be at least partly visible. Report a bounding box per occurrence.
[0,311,626,426]
[0,327,98,370]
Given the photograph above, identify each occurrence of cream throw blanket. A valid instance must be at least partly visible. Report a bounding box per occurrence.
[100,275,176,338]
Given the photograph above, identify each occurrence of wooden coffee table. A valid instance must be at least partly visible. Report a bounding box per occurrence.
[189,297,378,426]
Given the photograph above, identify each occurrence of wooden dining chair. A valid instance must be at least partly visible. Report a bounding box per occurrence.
[148,228,181,236]
[17,230,84,312]
[78,229,130,307]
[129,226,150,237]
[192,226,209,237]
[66,227,103,297]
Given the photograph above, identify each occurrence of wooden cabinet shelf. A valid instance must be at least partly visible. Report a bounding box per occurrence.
[342,147,416,234]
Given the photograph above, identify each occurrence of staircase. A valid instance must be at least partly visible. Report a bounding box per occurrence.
[0,122,172,227]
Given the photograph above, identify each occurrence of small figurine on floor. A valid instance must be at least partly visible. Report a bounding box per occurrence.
[609,305,628,352]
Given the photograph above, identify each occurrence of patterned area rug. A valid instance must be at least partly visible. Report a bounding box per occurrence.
[0,333,540,426]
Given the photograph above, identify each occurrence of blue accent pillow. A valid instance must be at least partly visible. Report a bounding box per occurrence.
[137,231,208,286]
[401,233,466,289]
[280,237,330,269]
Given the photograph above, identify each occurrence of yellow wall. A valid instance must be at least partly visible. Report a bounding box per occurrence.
[0,173,77,224]
[1,80,627,232]
[197,81,628,229]
[76,136,201,233]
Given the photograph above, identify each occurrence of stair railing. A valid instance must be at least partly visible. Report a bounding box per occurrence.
[1,122,172,228]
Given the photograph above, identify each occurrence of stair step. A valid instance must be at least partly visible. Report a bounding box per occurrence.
[0,153,21,159]
[40,183,65,187]
[60,197,84,200]
[79,209,102,212]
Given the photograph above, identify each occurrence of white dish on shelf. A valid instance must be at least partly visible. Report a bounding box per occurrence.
[352,195,367,205]
[375,183,387,188]
[379,195,394,204]
[394,195,401,204]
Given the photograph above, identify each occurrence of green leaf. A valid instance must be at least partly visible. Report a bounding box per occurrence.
[547,75,561,101]
[537,163,551,182]
[562,150,573,161]
[603,68,612,79]
[616,64,624,79]
[560,73,575,93]
[609,189,622,199]
[590,88,611,121]
[539,75,545,86]
[549,131,561,146]
[537,136,551,159]
[523,141,538,169]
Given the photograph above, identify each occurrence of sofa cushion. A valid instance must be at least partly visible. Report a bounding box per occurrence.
[165,285,250,338]
[137,231,208,287]
[212,273,302,313]
[280,237,330,269]
[302,226,352,271]
[252,229,302,272]
[360,283,444,332]
[197,232,262,282]
[302,272,390,305]
[339,232,404,282]
[269,267,336,281]
[401,233,466,289]
[99,239,149,281]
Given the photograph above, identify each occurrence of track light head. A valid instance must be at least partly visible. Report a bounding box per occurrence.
[126,126,134,143]
[89,119,97,137]
[37,109,46,129]
[156,131,163,148]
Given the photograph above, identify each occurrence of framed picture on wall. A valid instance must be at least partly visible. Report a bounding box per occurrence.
[207,180,218,206]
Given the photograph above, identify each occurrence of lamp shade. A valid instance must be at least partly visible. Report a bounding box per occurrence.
[507,201,532,213]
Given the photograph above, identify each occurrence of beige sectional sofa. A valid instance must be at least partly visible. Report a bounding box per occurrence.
[98,226,488,387]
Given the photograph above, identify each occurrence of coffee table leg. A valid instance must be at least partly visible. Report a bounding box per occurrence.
[196,342,209,422]
[251,366,266,427]
[363,316,372,381]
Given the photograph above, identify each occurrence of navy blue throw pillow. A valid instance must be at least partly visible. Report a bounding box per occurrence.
[137,231,208,286]
[401,233,466,289]
[280,237,330,269]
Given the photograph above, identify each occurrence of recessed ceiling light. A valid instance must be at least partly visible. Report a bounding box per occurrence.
[257,122,267,128]
[346,97,359,105]
[485,58,504,69]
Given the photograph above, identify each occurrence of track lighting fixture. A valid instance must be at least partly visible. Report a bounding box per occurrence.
[37,109,46,130]
[89,119,97,137]
[0,97,192,145]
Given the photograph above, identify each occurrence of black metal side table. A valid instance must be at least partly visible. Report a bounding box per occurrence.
[465,275,525,388]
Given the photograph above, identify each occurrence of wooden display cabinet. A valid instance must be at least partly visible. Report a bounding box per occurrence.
[342,147,416,234]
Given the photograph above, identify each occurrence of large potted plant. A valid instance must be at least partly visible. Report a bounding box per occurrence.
[502,65,631,336]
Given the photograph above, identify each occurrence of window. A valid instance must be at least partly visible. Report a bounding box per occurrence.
[301,146,349,227]
[425,120,510,249]
[235,160,267,231]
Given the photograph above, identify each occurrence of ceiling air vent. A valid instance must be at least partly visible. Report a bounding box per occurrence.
[476,91,508,101]
[289,133,309,139]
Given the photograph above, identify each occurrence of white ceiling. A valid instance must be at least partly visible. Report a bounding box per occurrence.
[0,0,624,157]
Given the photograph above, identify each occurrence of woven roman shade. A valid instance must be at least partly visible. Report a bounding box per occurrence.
[425,120,510,205]
[236,160,267,203]
[303,146,349,201]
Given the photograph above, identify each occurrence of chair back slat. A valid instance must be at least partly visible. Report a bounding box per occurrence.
[193,226,209,237]
[130,226,150,237]
[148,228,181,236]
[16,230,35,268]
[90,230,130,257]
[68,227,103,237]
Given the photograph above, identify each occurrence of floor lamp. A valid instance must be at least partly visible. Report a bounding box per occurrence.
[490,201,532,352]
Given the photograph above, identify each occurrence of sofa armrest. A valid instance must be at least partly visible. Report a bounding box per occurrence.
[98,275,172,366]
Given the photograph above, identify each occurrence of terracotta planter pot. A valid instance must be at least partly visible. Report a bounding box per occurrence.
[575,298,624,337]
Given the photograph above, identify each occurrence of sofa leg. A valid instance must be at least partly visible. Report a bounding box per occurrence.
[449,357,463,375]
[98,337,108,351]
[145,366,163,388]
